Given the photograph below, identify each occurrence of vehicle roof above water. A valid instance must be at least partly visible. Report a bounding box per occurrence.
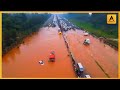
[85,75,91,78]
[86,38,90,40]
[77,63,84,68]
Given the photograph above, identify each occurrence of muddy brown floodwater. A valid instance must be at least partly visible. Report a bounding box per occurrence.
[2,26,118,78]
[2,27,76,78]
[64,30,118,78]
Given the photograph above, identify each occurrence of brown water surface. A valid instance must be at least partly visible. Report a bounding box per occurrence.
[65,30,118,78]
[2,27,76,78]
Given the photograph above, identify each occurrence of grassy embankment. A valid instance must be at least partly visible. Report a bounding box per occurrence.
[69,19,118,49]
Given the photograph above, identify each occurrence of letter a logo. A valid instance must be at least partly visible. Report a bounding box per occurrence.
[107,14,116,24]
[109,16,114,22]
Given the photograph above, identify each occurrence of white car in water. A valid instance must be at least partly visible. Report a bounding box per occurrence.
[84,32,89,36]
[85,75,91,78]
[75,63,84,73]
[84,39,90,45]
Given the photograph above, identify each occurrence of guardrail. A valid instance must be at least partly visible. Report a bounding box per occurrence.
[56,15,92,78]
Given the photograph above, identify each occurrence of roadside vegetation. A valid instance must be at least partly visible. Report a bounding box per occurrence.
[62,13,118,49]
[2,13,51,55]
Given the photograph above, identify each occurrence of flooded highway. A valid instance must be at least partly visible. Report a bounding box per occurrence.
[2,15,118,78]
[64,30,118,78]
[2,26,76,78]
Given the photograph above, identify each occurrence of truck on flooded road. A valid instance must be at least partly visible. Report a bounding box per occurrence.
[74,62,84,77]
[49,51,55,62]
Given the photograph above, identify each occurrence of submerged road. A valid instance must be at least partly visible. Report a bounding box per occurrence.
[2,26,76,78]
[2,15,118,78]
[64,30,118,78]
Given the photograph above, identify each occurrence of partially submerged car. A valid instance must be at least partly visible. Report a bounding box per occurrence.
[49,51,55,62]
[75,62,84,77]
[39,60,44,65]
[77,63,84,72]
[85,75,91,78]
[83,39,90,45]
[84,32,89,36]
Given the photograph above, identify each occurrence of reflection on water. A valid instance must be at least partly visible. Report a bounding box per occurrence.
[59,34,62,39]
[3,47,21,64]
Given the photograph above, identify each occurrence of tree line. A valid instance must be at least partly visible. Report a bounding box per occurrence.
[60,13,118,48]
[61,13,118,38]
[2,13,51,55]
